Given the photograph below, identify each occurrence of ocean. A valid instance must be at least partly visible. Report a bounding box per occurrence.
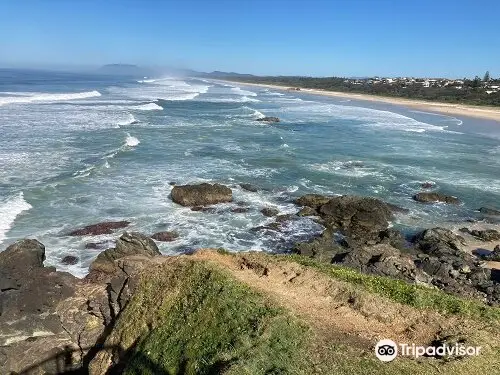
[1,68,499,277]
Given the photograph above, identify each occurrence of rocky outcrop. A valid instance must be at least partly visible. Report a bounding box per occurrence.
[88,232,161,280]
[319,195,394,243]
[295,194,333,210]
[460,228,500,241]
[261,207,280,217]
[151,231,179,242]
[0,240,79,373]
[256,116,280,123]
[479,207,500,216]
[413,192,459,204]
[240,183,259,192]
[68,221,130,236]
[61,255,79,265]
[171,183,232,206]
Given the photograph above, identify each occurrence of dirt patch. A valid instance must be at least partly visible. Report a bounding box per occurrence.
[190,250,470,350]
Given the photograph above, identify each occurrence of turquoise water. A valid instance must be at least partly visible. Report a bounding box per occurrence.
[1,69,499,276]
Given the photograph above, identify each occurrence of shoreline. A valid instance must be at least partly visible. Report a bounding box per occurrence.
[228,80,500,122]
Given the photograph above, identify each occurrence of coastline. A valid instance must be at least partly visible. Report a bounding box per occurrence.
[228,80,500,122]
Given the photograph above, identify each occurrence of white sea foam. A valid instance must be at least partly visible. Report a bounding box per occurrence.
[117,113,138,126]
[0,90,101,106]
[231,87,258,96]
[0,193,32,245]
[134,103,163,111]
[125,133,140,147]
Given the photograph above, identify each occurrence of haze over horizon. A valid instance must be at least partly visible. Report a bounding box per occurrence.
[0,0,498,78]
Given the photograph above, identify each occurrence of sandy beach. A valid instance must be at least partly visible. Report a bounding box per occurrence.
[230,81,500,122]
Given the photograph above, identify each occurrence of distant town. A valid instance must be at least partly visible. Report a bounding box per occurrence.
[222,71,500,106]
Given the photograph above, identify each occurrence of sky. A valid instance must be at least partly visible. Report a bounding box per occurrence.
[0,0,498,78]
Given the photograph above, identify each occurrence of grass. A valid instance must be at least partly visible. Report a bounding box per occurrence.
[286,254,500,324]
[117,260,308,375]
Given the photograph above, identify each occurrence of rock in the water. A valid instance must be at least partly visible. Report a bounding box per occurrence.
[88,232,160,277]
[479,207,500,216]
[68,221,130,236]
[231,207,250,213]
[413,192,459,204]
[61,255,79,265]
[297,206,318,217]
[151,231,179,242]
[482,245,500,261]
[319,195,393,242]
[240,183,259,192]
[295,194,333,210]
[293,229,343,263]
[256,116,280,123]
[421,181,435,189]
[460,228,500,242]
[171,183,232,206]
[261,207,280,217]
[85,241,112,250]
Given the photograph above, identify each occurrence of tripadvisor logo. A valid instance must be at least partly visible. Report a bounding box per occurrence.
[375,339,481,362]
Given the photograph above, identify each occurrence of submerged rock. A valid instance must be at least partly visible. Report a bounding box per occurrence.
[151,231,179,242]
[61,255,79,265]
[256,116,280,123]
[68,221,130,236]
[240,183,259,192]
[421,181,435,189]
[261,207,280,217]
[479,207,500,216]
[413,192,459,204]
[171,183,232,206]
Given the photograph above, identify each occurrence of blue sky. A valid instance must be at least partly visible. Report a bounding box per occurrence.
[0,0,498,77]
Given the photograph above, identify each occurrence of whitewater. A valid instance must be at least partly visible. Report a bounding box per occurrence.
[1,68,499,277]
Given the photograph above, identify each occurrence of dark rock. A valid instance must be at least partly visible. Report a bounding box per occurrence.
[256,116,280,123]
[275,214,298,223]
[85,241,111,250]
[377,229,407,250]
[171,183,232,206]
[261,207,280,217]
[231,207,250,213]
[169,181,177,186]
[421,181,435,189]
[292,230,342,263]
[295,194,333,210]
[61,255,79,265]
[479,245,500,261]
[68,221,130,236]
[386,203,410,214]
[413,192,459,204]
[297,206,318,217]
[88,232,160,278]
[479,207,500,216]
[461,228,500,242]
[319,195,393,243]
[240,183,259,192]
[151,231,179,242]
[413,228,466,257]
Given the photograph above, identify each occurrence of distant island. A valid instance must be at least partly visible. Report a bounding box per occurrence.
[214,71,500,107]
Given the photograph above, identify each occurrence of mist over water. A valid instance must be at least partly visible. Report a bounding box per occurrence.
[1,69,499,277]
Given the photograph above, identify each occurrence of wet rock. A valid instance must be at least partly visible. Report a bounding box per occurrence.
[61,255,79,265]
[261,207,280,217]
[292,229,343,263]
[151,231,179,242]
[85,241,112,250]
[240,183,259,192]
[68,221,130,236]
[460,228,500,242]
[319,195,393,243]
[413,192,459,204]
[421,181,435,189]
[479,245,500,261]
[297,206,318,217]
[169,181,177,186]
[295,194,333,210]
[479,207,500,216]
[231,207,250,213]
[256,116,280,123]
[171,183,232,206]
[275,214,298,223]
[386,203,410,214]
